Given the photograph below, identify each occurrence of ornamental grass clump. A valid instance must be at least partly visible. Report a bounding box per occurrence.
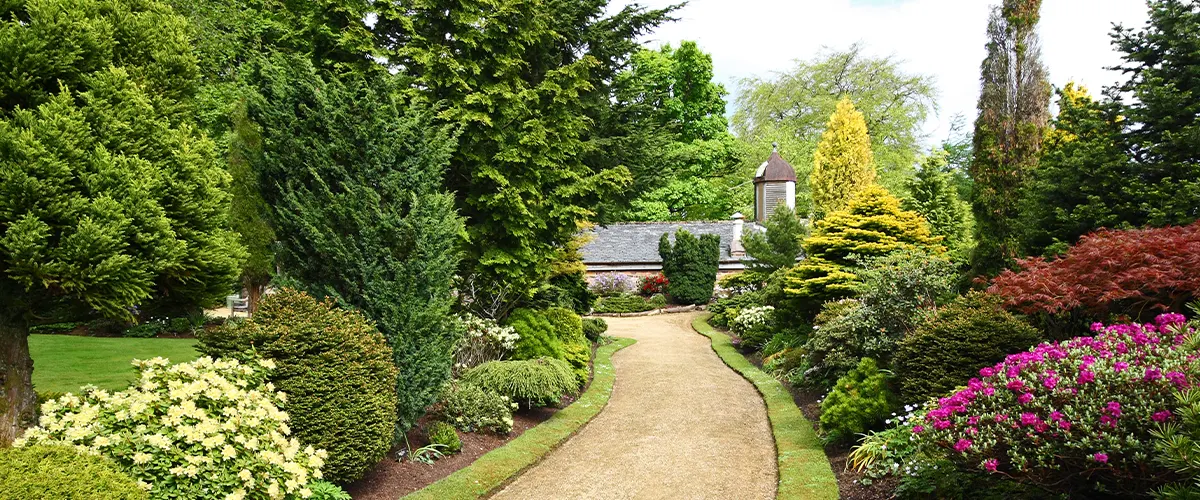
[915,313,1200,494]
[463,358,578,408]
[16,357,327,499]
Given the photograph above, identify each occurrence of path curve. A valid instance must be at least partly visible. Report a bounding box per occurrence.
[491,312,776,499]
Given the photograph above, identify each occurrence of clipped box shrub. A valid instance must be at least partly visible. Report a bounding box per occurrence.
[507,308,564,360]
[593,294,664,314]
[463,358,578,408]
[198,289,397,483]
[582,318,608,341]
[894,292,1042,403]
[16,357,327,499]
[429,382,515,434]
[820,357,897,444]
[427,421,462,453]
[0,445,146,500]
[914,314,1200,495]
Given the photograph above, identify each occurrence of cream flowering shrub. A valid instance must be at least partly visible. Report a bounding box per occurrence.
[15,357,326,500]
[453,314,520,375]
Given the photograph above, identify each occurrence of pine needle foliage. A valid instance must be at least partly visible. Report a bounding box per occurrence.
[742,206,808,274]
[810,97,877,219]
[968,0,1051,277]
[242,54,463,430]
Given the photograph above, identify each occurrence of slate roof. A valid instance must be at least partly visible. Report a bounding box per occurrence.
[581,221,761,268]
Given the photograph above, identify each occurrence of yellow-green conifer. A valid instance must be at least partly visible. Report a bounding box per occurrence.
[780,185,942,318]
[810,97,876,219]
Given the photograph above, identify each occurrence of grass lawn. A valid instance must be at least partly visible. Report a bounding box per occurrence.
[29,334,200,394]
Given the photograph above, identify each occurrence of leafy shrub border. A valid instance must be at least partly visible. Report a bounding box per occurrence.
[402,337,636,500]
[692,314,839,499]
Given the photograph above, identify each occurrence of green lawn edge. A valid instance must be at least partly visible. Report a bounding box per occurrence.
[402,337,637,500]
[692,314,839,500]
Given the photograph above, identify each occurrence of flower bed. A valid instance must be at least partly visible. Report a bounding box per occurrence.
[915,313,1198,493]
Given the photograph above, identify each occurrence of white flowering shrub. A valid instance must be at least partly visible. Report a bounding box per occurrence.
[453,314,520,376]
[16,357,327,500]
[731,306,775,335]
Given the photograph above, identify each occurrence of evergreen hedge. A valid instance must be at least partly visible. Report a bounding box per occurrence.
[198,289,398,483]
[659,230,721,305]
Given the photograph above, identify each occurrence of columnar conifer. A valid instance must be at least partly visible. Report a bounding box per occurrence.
[810,97,876,219]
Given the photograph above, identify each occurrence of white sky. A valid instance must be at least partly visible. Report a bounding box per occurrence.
[611,0,1149,145]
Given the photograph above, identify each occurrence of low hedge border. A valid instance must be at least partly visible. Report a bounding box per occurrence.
[692,314,839,500]
[402,337,637,500]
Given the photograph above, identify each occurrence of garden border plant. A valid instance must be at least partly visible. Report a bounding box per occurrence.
[692,314,839,499]
[402,337,636,500]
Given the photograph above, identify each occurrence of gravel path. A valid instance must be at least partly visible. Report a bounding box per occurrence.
[491,312,777,499]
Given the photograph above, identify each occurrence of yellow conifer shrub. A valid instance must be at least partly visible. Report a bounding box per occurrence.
[810,97,876,219]
[780,185,942,318]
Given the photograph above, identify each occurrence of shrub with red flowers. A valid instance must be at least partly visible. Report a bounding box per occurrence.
[914,313,1200,494]
[639,273,669,296]
[988,222,1200,320]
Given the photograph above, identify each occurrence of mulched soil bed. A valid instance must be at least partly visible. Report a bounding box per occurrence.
[346,407,558,500]
[736,342,896,500]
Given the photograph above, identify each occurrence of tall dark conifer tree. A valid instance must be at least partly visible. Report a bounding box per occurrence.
[968,0,1051,278]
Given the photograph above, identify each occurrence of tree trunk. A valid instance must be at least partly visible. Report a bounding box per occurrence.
[245,279,267,314]
[0,317,35,446]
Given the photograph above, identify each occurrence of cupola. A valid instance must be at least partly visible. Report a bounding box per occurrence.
[753,143,797,223]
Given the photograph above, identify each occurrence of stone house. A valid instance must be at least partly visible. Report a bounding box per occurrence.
[581,147,798,277]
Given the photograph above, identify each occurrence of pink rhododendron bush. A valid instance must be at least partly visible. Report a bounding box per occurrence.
[915,313,1199,493]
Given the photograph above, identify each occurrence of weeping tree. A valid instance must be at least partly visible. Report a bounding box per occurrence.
[0,0,243,444]
[242,54,463,430]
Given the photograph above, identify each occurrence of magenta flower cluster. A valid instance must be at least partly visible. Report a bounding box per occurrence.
[915,313,1198,481]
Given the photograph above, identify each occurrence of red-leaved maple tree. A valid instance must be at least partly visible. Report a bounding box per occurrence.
[988,222,1200,318]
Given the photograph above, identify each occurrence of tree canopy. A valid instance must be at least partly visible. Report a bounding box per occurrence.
[376,0,673,294]
[733,43,937,200]
[0,0,243,444]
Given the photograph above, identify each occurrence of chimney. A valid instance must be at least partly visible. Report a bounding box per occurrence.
[730,212,746,258]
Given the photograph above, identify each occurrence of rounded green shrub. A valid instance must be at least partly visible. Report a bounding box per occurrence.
[507,308,564,360]
[544,307,585,344]
[0,445,146,500]
[429,382,515,434]
[819,357,897,444]
[198,288,398,483]
[563,342,591,387]
[427,421,462,453]
[894,292,1042,403]
[582,318,608,341]
[463,358,578,408]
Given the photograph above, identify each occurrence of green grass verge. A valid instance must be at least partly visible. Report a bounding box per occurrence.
[403,337,637,500]
[29,334,199,394]
[692,314,839,500]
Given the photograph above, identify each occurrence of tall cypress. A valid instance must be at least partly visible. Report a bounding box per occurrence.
[968,0,1051,278]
